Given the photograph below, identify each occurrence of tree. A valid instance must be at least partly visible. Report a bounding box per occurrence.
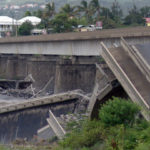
[60,4,77,18]
[51,13,77,33]
[24,11,32,17]
[140,6,150,18]
[77,0,93,23]
[99,97,140,126]
[40,2,55,30]
[43,2,55,19]
[18,21,33,36]
[101,7,113,19]
[111,0,122,23]
[77,16,88,26]
[124,5,145,25]
[90,0,101,16]
[101,17,117,29]
[33,9,43,18]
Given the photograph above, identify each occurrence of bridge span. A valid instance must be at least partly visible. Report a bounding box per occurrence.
[101,38,150,120]
[1,27,150,141]
[0,90,81,114]
[0,27,150,56]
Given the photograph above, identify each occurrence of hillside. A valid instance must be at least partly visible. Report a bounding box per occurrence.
[1,0,150,7]
[0,0,150,19]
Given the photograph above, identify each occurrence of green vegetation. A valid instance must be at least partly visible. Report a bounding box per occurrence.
[53,97,150,150]
[1,0,150,20]
[18,21,33,36]
[21,0,150,34]
[99,97,140,126]
[124,5,145,26]
[51,13,77,33]
[12,0,150,35]
[0,145,54,150]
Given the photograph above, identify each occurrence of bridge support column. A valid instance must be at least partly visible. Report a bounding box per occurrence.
[54,60,96,93]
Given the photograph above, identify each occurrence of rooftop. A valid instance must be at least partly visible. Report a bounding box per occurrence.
[0,16,17,25]
[18,16,41,26]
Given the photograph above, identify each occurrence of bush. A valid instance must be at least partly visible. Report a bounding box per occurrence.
[99,97,140,126]
[0,146,9,150]
[60,120,104,149]
[54,97,150,150]
[18,21,33,36]
[135,143,150,150]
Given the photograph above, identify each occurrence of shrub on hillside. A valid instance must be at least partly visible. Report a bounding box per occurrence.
[60,120,104,149]
[99,97,140,126]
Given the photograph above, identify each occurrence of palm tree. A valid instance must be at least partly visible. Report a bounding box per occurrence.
[41,2,55,29]
[33,9,43,18]
[90,0,101,15]
[140,6,150,18]
[111,0,122,20]
[77,0,93,23]
[101,7,113,19]
[60,4,77,17]
[44,2,55,19]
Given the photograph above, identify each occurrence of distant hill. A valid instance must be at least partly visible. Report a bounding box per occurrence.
[1,0,150,7]
[0,0,150,18]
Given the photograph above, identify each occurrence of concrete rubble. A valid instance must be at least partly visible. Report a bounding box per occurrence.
[37,91,90,140]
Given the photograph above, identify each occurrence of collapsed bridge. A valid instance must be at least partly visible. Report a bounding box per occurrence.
[0,27,150,141]
[101,38,150,120]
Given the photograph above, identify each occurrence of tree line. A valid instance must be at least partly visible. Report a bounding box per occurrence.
[19,0,150,35]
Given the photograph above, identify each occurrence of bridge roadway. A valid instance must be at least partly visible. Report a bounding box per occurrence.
[0,27,150,43]
[133,43,150,82]
[0,27,150,56]
[135,43,150,65]
[0,90,80,114]
[101,40,150,120]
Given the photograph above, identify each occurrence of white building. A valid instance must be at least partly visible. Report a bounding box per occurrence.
[18,16,41,26]
[0,16,17,37]
[0,16,42,37]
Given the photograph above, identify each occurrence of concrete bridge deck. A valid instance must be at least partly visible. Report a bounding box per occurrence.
[101,40,150,120]
[0,90,80,114]
[0,27,150,43]
[110,47,150,106]
[0,27,150,56]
